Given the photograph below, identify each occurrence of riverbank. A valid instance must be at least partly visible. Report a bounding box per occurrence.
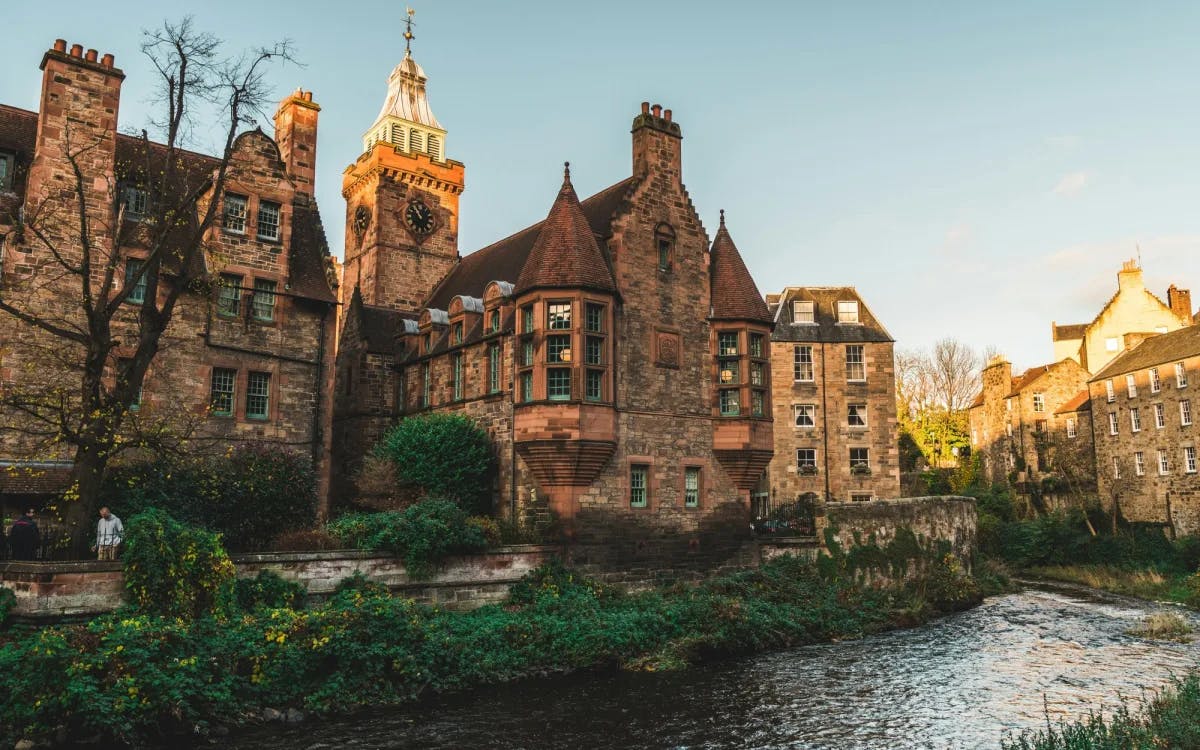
[1002,671,1200,749]
[1026,563,1198,607]
[0,555,983,748]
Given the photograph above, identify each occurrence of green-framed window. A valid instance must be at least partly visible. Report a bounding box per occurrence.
[520,371,533,403]
[717,331,739,356]
[585,303,605,333]
[488,342,501,394]
[217,274,242,317]
[630,464,648,508]
[453,354,464,400]
[547,301,571,330]
[547,368,571,401]
[252,279,276,322]
[124,260,146,304]
[684,467,700,508]
[546,335,571,363]
[210,368,236,416]
[585,369,604,402]
[585,336,604,365]
[246,371,270,419]
[719,389,740,416]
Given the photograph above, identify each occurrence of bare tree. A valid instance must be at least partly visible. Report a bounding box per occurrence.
[0,18,294,551]
[895,339,981,469]
[929,337,981,413]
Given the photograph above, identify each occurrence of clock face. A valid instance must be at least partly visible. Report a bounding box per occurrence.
[353,205,371,234]
[404,200,435,236]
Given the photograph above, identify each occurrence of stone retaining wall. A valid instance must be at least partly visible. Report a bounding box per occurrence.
[822,495,978,569]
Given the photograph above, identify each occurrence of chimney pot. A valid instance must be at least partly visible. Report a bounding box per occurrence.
[53,39,67,52]
[303,90,312,102]
[101,53,114,68]
[664,109,672,122]
[641,101,650,114]
[651,104,662,117]
[70,44,83,58]
[85,49,98,63]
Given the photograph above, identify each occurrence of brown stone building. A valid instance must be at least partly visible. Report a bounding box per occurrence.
[332,44,774,547]
[762,287,900,515]
[0,40,338,514]
[969,357,1092,494]
[1089,326,1200,536]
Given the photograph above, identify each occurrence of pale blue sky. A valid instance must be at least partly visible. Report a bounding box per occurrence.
[7,1,1200,370]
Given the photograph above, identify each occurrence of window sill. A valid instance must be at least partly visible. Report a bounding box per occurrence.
[247,415,269,422]
[256,235,282,244]
[222,228,246,237]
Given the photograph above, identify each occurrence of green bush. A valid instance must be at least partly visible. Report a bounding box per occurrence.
[327,498,488,578]
[234,571,306,612]
[103,445,318,551]
[375,413,495,512]
[0,587,14,628]
[122,509,236,620]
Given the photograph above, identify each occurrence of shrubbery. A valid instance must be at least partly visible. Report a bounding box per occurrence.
[234,570,306,612]
[0,587,14,628]
[327,498,488,577]
[122,509,236,620]
[103,445,318,551]
[374,413,495,512]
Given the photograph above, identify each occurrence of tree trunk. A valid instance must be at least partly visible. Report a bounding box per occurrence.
[65,444,107,557]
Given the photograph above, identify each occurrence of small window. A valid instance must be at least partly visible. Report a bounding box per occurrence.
[585,336,604,365]
[718,358,739,384]
[452,353,464,400]
[850,447,870,469]
[257,200,281,240]
[794,345,814,381]
[488,343,501,394]
[1126,375,1137,397]
[794,404,816,427]
[750,362,765,386]
[1186,446,1197,474]
[547,368,571,401]
[210,368,236,416]
[848,404,867,427]
[520,371,533,403]
[120,184,149,217]
[845,345,865,381]
[1033,393,1045,412]
[1135,452,1145,476]
[223,193,247,234]
[489,309,501,333]
[521,339,534,367]
[750,333,765,359]
[0,150,14,191]
[1182,400,1193,427]
[1108,412,1119,435]
[1155,403,1166,429]
[521,305,534,333]
[252,279,277,322]
[1066,418,1076,438]
[655,224,675,272]
[1150,368,1161,393]
[217,274,242,317]
[1176,362,1188,388]
[585,303,605,333]
[1130,407,1141,432]
[796,448,817,470]
[421,362,431,407]
[630,464,649,508]
[452,322,463,345]
[851,493,872,503]
[125,259,147,304]
[1112,456,1121,479]
[751,390,765,417]
[246,371,270,419]
[1158,449,1169,475]
[1007,423,1013,437]
[547,335,571,363]
[1105,337,1119,352]
[719,389,740,416]
[548,302,572,330]
[586,369,604,402]
[1105,380,1115,402]
[837,301,860,324]
[684,467,700,508]
[793,300,815,323]
[718,331,739,356]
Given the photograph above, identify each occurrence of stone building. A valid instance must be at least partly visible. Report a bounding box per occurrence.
[1052,260,1192,374]
[1089,325,1200,536]
[332,42,774,549]
[0,40,338,515]
[762,287,900,515]
[969,357,1091,492]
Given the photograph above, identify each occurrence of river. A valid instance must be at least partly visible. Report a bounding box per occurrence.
[228,583,1200,749]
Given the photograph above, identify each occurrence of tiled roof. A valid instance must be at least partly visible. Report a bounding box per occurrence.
[357,299,416,355]
[768,287,893,343]
[709,214,771,323]
[288,200,337,303]
[1053,323,1086,341]
[1055,390,1091,415]
[426,176,635,309]
[1007,364,1053,396]
[969,392,985,409]
[1090,325,1200,381]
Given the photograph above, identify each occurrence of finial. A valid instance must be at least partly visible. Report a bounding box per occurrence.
[719,208,725,226]
[404,7,416,53]
[563,161,571,182]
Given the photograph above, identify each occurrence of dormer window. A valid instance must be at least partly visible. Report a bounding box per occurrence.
[837,301,859,324]
[452,322,463,345]
[489,309,501,333]
[793,300,814,323]
[655,223,675,272]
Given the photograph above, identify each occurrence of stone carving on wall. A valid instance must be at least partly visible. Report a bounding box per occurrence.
[655,329,681,368]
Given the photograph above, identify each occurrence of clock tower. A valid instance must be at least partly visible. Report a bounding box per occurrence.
[342,11,464,313]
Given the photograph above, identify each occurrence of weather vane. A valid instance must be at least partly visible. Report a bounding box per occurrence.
[404,7,416,54]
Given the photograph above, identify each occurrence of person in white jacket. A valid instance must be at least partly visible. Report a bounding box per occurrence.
[92,506,124,561]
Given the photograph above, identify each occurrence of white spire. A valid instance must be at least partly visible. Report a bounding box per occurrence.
[362,10,446,159]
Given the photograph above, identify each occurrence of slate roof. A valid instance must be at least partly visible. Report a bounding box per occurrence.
[1090,325,1200,381]
[1052,323,1087,341]
[0,104,336,303]
[1055,390,1092,415]
[426,175,636,309]
[709,214,771,323]
[768,286,893,343]
[514,166,618,296]
[1008,364,1053,396]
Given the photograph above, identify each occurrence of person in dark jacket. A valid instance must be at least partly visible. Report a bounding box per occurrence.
[8,508,40,560]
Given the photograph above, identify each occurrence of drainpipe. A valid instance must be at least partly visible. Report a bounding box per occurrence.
[312,302,329,519]
[821,343,831,502]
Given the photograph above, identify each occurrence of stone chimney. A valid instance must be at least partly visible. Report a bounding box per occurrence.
[1124,332,1155,350]
[1167,284,1193,325]
[632,101,682,183]
[273,89,320,199]
[1117,259,1144,291]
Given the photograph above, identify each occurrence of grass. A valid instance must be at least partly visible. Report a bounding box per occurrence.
[1125,612,1193,642]
[1026,564,1195,607]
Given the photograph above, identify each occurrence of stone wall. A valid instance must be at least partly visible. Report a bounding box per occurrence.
[821,495,977,569]
[1,545,558,622]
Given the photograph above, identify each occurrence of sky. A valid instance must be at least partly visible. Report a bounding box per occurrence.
[7,1,1200,371]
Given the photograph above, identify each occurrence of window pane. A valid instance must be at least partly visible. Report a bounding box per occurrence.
[850,448,869,467]
[547,335,571,363]
[630,465,648,508]
[719,389,740,416]
[223,194,247,233]
[750,333,764,359]
[718,359,739,384]
[488,343,501,393]
[252,279,276,321]
[797,449,817,468]
[586,369,603,401]
[548,368,571,400]
[521,306,534,333]
[210,368,236,416]
[684,467,699,508]
[718,332,739,356]
[750,362,764,386]
[520,372,533,402]
[218,274,242,317]
[846,345,865,381]
[752,390,765,416]
[585,336,604,365]
[793,301,814,323]
[257,201,280,240]
[548,302,571,330]
[794,345,813,381]
[246,371,270,419]
[837,301,859,323]
[453,354,464,400]
[585,303,604,333]
[794,404,815,427]
[521,339,534,367]
[125,260,146,304]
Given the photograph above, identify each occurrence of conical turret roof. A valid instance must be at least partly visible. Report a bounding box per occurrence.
[710,212,771,323]
[373,50,442,129]
[515,164,618,295]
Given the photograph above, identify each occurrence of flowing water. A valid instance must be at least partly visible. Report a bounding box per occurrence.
[229,583,1200,749]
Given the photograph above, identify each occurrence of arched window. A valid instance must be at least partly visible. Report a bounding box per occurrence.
[427,134,441,160]
[654,223,675,272]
